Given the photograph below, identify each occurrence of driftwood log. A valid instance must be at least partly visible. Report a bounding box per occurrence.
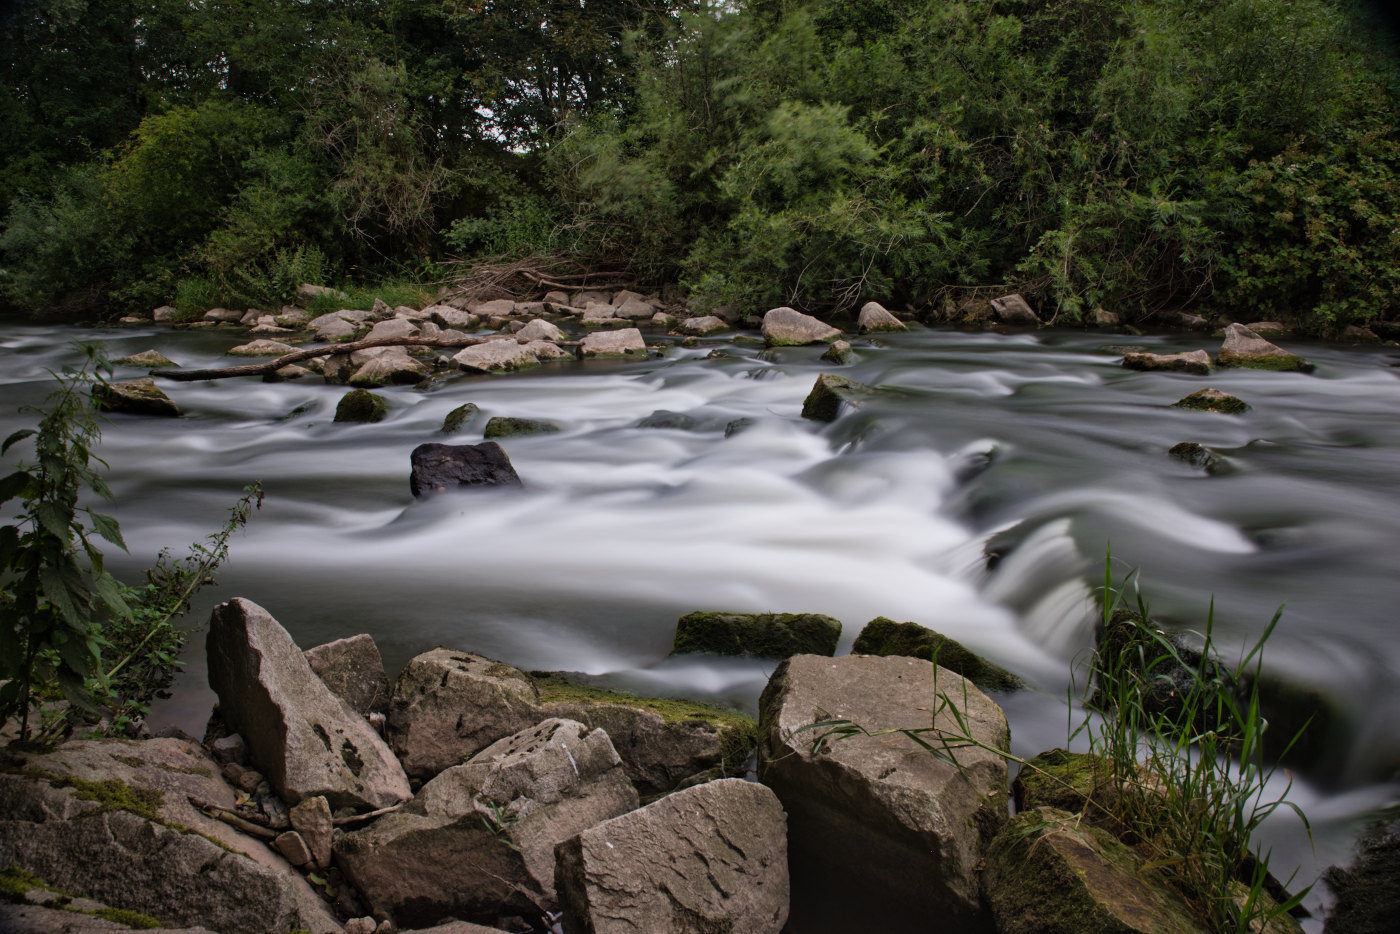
[149,335,583,382]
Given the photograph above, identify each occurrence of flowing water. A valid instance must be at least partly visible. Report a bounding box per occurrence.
[3,315,1399,926]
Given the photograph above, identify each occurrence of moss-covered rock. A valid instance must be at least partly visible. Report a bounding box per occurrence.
[333,388,388,423]
[820,340,853,364]
[440,402,480,434]
[114,350,177,368]
[800,372,879,422]
[1168,441,1228,475]
[1012,748,1119,830]
[1216,323,1312,372]
[1323,806,1400,934]
[849,617,1023,692]
[482,416,561,439]
[1172,388,1250,415]
[671,611,841,659]
[91,378,180,417]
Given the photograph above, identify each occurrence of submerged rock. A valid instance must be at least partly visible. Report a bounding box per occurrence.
[92,378,180,417]
[820,340,853,365]
[409,441,522,496]
[555,779,790,934]
[857,302,906,334]
[333,388,389,423]
[1172,388,1250,415]
[725,417,756,437]
[992,294,1038,324]
[850,617,1023,692]
[1168,441,1227,474]
[115,349,177,368]
[800,372,878,422]
[637,410,697,430]
[1217,323,1311,371]
[441,402,481,433]
[304,633,391,717]
[484,416,561,439]
[1121,350,1212,375]
[761,307,842,346]
[672,611,841,659]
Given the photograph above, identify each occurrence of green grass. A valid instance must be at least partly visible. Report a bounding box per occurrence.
[172,276,228,322]
[304,279,437,317]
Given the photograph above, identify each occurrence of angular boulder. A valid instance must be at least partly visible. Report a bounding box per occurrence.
[227,339,296,357]
[315,317,359,342]
[1244,320,1289,336]
[428,306,481,330]
[453,339,540,373]
[152,305,177,322]
[1217,323,1310,371]
[672,612,841,659]
[524,339,574,361]
[1092,308,1121,328]
[820,339,853,365]
[800,372,877,422]
[203,307,243,323]
[409,441,522,496]
[555,779,789,934]
[474,299,516,317]
[115,349,177,368]
[349,348,428,387]
[759,654,1010,933]
[573,290,611,307]
[1121,350,1212,375]
[1011,748,1119,830]
[206,598,412,810]
[298,283,349,303]
[334,388,389,423]
[1323,808,1400,934]
[991,294,1038,324]
[441,402,481,434]
[984,807,1209,934]
[651,311,678,327]
[335,719,637,927]
[678,315,728,336]
[579,328,648,359]
[613,298,658,320]
[304,634,391,717]
[484,416,561,439]
[761,307,842,346]
[1172,388,1250,415]
[517,318,566,342]
[92,378,180,417]
[857,301,906,333]
[365,317,418,340]
[851,617,1023,692]
[385,648,542,780]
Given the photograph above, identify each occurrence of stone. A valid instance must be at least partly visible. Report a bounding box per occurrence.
[484,417,562,439]
[152,305,176,322]
[857,301,906,333]
[409,442,522,497]
[759,654,1010,933]
[349,349,428,387]
[428,306,481,330]
[368,298,392,319]
[453,339,541,373]
[1092,308,1121,328]
[555,779,789,934]
[273,831,313,868]
[1172,388,1250,415]
[1245,320,1289,336]
[334,389,389,423]
[262,364,310,383]
[91,378,180,417]
[0,740,339,934]
[1011,749,1119,831]
[442,402,481,433]
[202,307,243,323]
[672,612,841,659]
[991,294,1038,324]
[573,290,611,307]
[211,733,248,766]
[289,795,333,867]
[385,648,542,780]
[227,339,297,357]
[609,289,645,307]
[820,340,852,365]
[1168,441,1227,475]
[613,298,658,320]
[473,299,516,317]
[1341,324,1380,343]
[524,340,574,361]
[725,417,755,437]
[651,311,677,327]
[1121,350,1212,375]
[344,919,376,934]
[335,719,637,927]
[275,308,310,327]
[248,323,295,335]
[548,303,587,316]
[298,283,349,303]
[304,634,391,717]
[678,315,727,336]
[365,317,418,340]
[117,315,149,324]
[315,317,359,342]
[1322,807,1400,934]
[800,372,878,422]
[637,410,696,430]
[851,617,1023,692]
[205,598,412,809]
[114,349,176,368]
[1217,323,1311,371]
[544,290,570,305]
[761,307,842,346]
[516,318,566,342]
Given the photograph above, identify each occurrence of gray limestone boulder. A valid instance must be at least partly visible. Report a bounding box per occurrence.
[1122,350,1212,375]
[349,348,428,387]
[315,317,358,342]
[202,307,243,323]
[453,340,540,373]
[524,340,574,361]
[857,302,906,333]
[579,328,648,359]
[91,378,180,417]
[820,340,853,365]
[1217,323,1311,371]
[1092,308,1121,327]
[227,340,296,357]
[304,633,391,717]
[426,305,480,330]
[115,349,177,368]
[678,315,727,336]
[544,290,570,305]
[206,598,412,809]
[554,778,788,934]
[365,317,418,341]
[761,307,841,346]
[573,290,611,307]
[335,719,638,928]
[298,283,348,303]
[991,294,1038,324]
[473,298,516,317]
[799,372,878,422]
[613,298,658,320]
[759,654,1010,933]
[517,318,566,342]
[385,648,542,780]
[1172,387,1250,415]
[152,305,177,322]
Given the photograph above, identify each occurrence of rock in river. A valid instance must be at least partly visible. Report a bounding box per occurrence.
[1172,387,1250,415]
[227,339,297,357]
[409,441,522,496]
[349,348,428,387]
[441,402,481,433]
[115,349,177,368]
[304,633,391,717]
[91,378,180,417]
[1121,350,1212,375]
[672,611,841,659]
[820,339,853,365]
[678,315,728,336]
[992,293,1039,324]
[516,318,566,342]
[206,598,412,809]
[579,327,648,359]
[555,778,790,934]
[1168,441,1227,475]
[1217,323,1311,371]
[851,616,1023,692]
[800,372,878,422]
[334,388,388,423]
[453,339,541,374]
[761,307,842,346]
[857,301,906,333]
[484,416,561,439]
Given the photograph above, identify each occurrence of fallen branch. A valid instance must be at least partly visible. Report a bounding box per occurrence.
[332,804,403,825]
[193,802,280,839]
[149,335,582,382]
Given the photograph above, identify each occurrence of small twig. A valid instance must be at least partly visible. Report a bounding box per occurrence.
[192,799,279,839]
[332,804,403,825]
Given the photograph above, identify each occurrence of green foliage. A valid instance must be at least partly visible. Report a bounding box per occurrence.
[444,192,563,258]
[172,277,226,322]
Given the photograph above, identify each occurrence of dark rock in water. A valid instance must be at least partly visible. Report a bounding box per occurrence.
[1324,807,1400,934]
[850,616,1023,692]
[483,416,561,439]
[800,372,877,422]
[1173,388,1250,415]
[821,339,854,364]
[1102,344,1151,355]
[725,417,755,437]
[333,388,388,423]
[1122,350,1212,375]
[304,633,391,717]
[637,410,696,430]
[441,402,480,433]
[409,441,522,496]
[1169,441,1227,474]
[92,378,180,417]
[672,611,841,659]
[115,349,177,368]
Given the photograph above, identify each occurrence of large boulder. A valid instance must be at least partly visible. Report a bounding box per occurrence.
[579,328,648,359]
[0,740,339,934]
[1121,350,1212,375]
[1011,748,1119,831]
[453,339,540,373]
[820,340,853,365]
[984,807,1209,934]
[761,307,841,346]
[206,598,412,810]
[297,283,348,303]
[473,298,516,317]
[516,318,565,342]
[349,348,428,387]
[304,634,391,717]
[409,441,522,496]
[1217,323,1311,371]
[759,654,1009,932]
[799,372,878,422]
[315,317,359,342]
[991,294,1038,324]
[672,612,841,659]
[677,315,727,336]
[441,403,481,434]
[152,305,177,322]
[366,317,417,340]
[202,307,243,323]
[92,378,180,417]
[334,388,389,423]
[1172,388,1250,415]
[524,339,574,362]
[850,617,1022,692]
[428,306,481,330]
[613,298,658,320]
[857,301,906,333]
[335,719,637,928]
[385,648,541,780]
[554,779,789,934]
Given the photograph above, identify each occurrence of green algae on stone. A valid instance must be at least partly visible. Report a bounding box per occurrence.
[93,907,163,929]
[483,416,561,439]
[441,402,480,434]
[334,388,389,423]
[1217,351,1312,372]
[850,617,1023,692]
[114,350,177,368]
[820,340,853,365]
[1172,388,1250,415]
[1011,748,1117,826]
[24,770,165,821]
[91,378,180,417]
[671,611,842,659]
[801,373,878,422]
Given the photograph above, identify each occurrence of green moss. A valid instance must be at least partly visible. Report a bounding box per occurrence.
[483,417,561,439]
[2,865,58,903]
[850,617,1023,692]
[671,611,842,659]
[1012,749,1115,822]
[334,388,389,423]
[91,908,163,929]
[800,373,874,422]
[1217,351,1312,372]
[442,403,480,434]
[26,769,164,821]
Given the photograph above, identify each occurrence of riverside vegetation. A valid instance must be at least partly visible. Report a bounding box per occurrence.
[2,0,1400,334]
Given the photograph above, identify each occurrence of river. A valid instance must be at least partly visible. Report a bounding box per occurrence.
[2,315,1397,927]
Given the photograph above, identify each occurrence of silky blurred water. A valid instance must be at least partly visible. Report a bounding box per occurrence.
[2,315,1398,924]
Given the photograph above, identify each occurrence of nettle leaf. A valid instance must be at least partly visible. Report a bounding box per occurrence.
[93,572,134,622]
[76,464,114,502]
[87,511,127,552]
[0,525,19,569]
[55,630,95,679]
[0,470,32,507]
[2,429,35,455]
[35,502,73,540]
[40,564,89,629]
